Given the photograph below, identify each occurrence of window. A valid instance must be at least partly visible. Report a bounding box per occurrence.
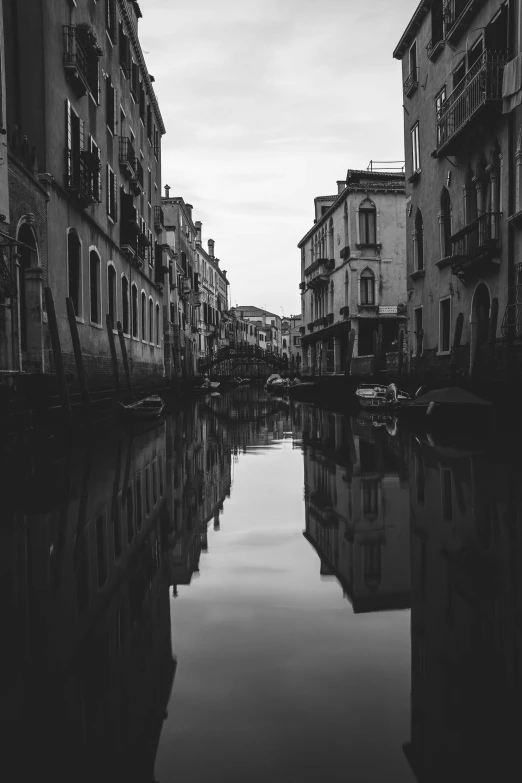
[147,168,152,205]
[131,283,138,337]
[107,165,117,221]
[359,200,377,246]
[409,40,417,78]
[439,297,451,353]
[89,250,101,323]
[119,24,131,77]
[440,188,451,257]
[88,136,102,203]
[106,0,117,42]
[68,231,82,317]
[436,87,446,146]
[415,209,424,271]
[66,100,84,192]
[149,298,153,342]
[122,276,129,333]
[414,306,423,356]
[139,83,146,124]
[156,303,160,345]
[106,76,116,133]
[147,103,152,142]
[107,264,116,326]
[360,269,375,305]
[411,122,420,173]
[131,61,139,101]
[141,292,146,340]
[453,58,465,90]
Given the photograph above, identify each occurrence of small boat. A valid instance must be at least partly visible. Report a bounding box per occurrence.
[193,381,220,395]
[355,383,410,410]
[119,395,165,421]
[398,386,493,432]
[240,377,251,384]
[265,374,288,393]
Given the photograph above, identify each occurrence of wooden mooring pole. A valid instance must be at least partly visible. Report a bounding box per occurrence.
[117,320,135,400]
[449,312,464,384]
[344,329,356,377]
[106,314,122,400]
[43,286,70,416]
[397,329,404,383]
[66,297,90,408]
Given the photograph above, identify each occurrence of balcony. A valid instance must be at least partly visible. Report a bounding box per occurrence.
[340,246,350,259]
[119,137,137,179]
[66,149,100,208]
[436,50,508,155]
[340,306,350,319]
[450,212,502,281]
[304,258,335,289]
[130,159,144,196]
[136,231,150,266]
[154,205,165,231]
[427,37,444,62]
[403,68,419,97]
[443,0,488,45]
[63,26,90,97]
[299,326,306,335]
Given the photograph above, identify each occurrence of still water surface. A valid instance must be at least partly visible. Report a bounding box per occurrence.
[2,386,520,782]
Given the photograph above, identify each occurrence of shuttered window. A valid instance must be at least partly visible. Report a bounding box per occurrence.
[107,165,117,221]
[106,76,117,133]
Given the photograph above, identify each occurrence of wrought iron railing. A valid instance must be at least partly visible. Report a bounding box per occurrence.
[134,159,144,191]
[403,68,419,96]
[427,37,443,60]
[119,136,137,174]
[63,26,89,87]
[451,211,502,259]
[436,49,508,152]
[66,149,100,206]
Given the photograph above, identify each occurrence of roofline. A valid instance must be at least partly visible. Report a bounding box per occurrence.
[119,0,166,133]
[393,0,431,60]
[297,173,405,248]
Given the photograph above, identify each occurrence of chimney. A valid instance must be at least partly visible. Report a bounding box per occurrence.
[214,256,220,267]
[208,239,215,258]
[164,184,170,198]
[195,221,202,246]
[337,180,346,194]
[185,203,193,220]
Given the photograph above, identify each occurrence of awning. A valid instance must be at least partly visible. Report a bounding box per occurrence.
[502,53,522,113]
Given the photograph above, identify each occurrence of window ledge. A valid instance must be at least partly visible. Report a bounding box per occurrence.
[107,215,116,226]
[410,269,425,281]
[90,321,103,329]
[437,350,451,356]
[75,316,84,324]
[408,170,421,184]
[435,256,453,269]
[356,243,382,251]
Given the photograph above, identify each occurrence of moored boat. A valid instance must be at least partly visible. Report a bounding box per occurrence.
[397,386,493,432]
[119,395,165,421]
[355,383,410,410]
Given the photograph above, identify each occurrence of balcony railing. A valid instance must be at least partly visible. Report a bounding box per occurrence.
[450,211,502,279]
[443,0,487,43]
[63,26,89,97]
[436,49,508,154]
[154,205,165,230]
[403,68,419,97]
[130,159,144,195]
[66,149,100,208]
[427,37,444,61]
[119,137,137,178]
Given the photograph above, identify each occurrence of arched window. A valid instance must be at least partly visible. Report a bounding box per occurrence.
[330,280,334,314]
[68,231,82,317]
[17,223,37,353]
[328,218,334,259]
[441,188,452,258]
[156,303,160,345]
[89,250,101,324]
[149,297,153,342]
[107,264,116,326]
[141,291,146,340]
[359,199,377,246]
[344,270,349,306]
[131,283,138,337]
[343,201,349,247]
[415,209,424,271]
[360,268,375,305]
[121,276,129,333]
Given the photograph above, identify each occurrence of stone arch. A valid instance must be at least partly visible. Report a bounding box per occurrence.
[471,281,491,378]
[357,197,377,246]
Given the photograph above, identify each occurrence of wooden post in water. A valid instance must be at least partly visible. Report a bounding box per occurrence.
[344,329,355,377]
[43,286,70,416]
[449,312,464,384]
[66,297,90,407]
[106,314,121,399]
[397,329,404,383]
[117,320,134,400]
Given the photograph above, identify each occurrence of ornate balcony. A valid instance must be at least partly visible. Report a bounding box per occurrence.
[304,258,335,289]
[130,159,144,196]
[403,68,419,97]
[436,49,508,155]
[119,137,137,179]
[427,37,444,62]
[63,26,90,97]
[450,211,502,281]
[66,149,100,208]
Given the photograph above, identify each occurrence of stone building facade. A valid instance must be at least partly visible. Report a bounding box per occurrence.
[282,314,302,370]
[235,306,282,354]
[298,169,407,375]
[2,0,167,390]
[394,0,520,387]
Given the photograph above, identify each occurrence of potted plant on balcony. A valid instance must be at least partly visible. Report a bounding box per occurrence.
[76,23,103,57]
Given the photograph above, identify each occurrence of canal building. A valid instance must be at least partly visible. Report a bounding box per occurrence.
[196,226,230,361]
[403,432,522,781]
[298,167,407,377]
[1,0,167,390]
[393,0,522,387]
[234,305,283,354]
[282,313,302,371]
[302,406,411,613]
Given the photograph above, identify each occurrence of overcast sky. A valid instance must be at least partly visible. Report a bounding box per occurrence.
[140,0,416,316]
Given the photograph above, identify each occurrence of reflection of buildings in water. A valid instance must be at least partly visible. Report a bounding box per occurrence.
[1,422,175,781]
[302,407,411,613]
[403,436,522,782]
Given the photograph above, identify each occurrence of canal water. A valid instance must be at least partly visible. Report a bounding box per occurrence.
[2,385,521,782]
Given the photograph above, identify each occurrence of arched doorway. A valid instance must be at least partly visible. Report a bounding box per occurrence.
[16,223,42,371]
[472,283,490,378]
[17,224,37,354]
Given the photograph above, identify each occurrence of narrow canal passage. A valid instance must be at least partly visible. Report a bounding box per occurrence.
[2,386,521,782]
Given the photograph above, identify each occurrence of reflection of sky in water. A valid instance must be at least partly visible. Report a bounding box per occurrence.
[156,442,414,783]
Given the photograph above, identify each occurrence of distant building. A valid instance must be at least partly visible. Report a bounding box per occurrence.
[298,168,407,376]
[282,314,302,371]
[234,305,282,354]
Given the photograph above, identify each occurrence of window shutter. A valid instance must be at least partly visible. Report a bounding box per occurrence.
[66,99,72,180]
